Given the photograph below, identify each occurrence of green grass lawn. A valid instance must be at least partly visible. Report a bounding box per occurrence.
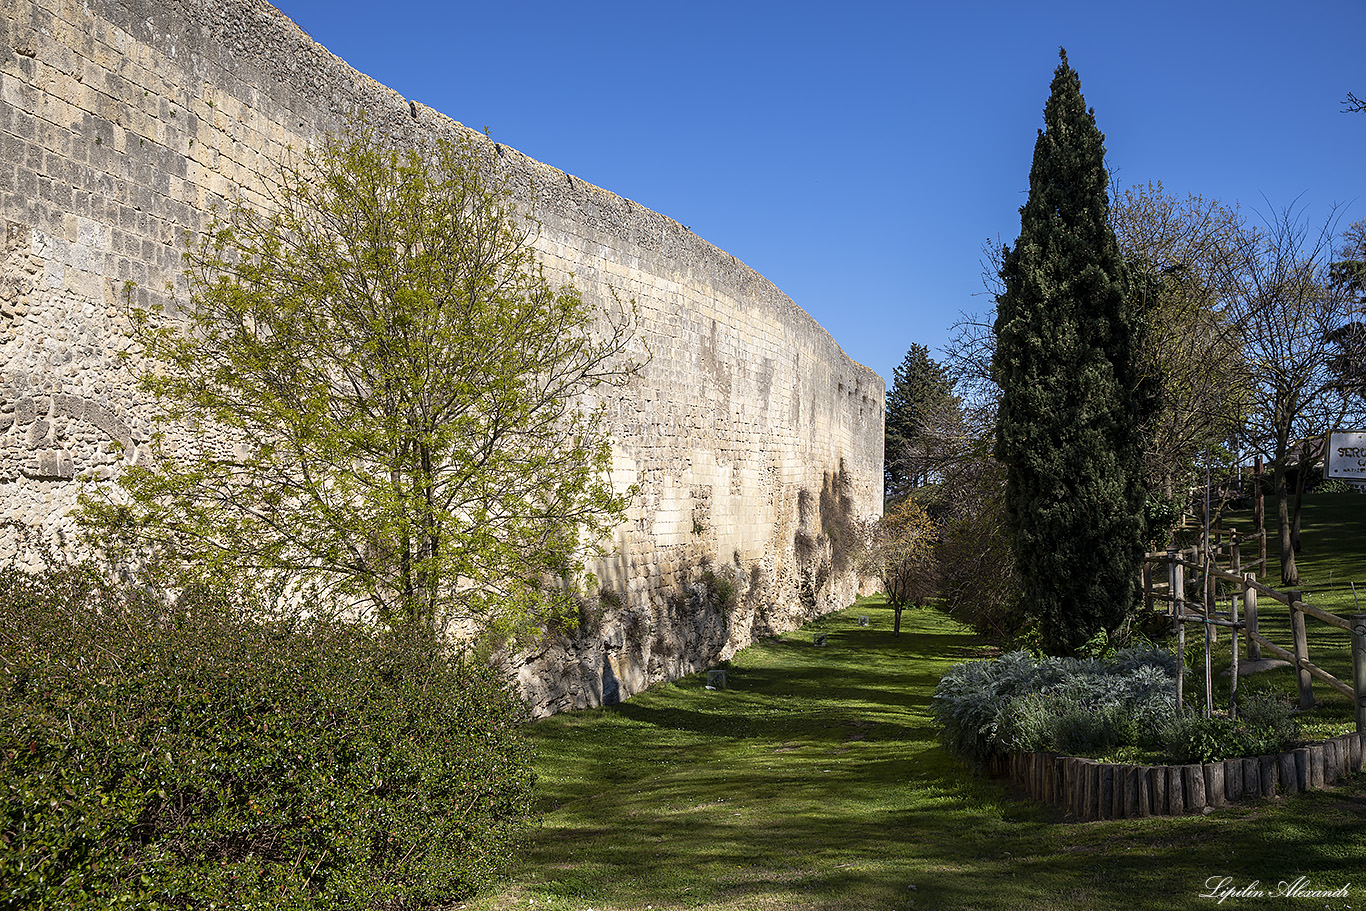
[1196,492,1366,735]
[466,597,1366,911]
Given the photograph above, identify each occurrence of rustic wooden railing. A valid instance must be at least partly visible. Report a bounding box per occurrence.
[1141,537,1366,733]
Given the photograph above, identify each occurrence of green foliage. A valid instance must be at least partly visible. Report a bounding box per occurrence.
[79,124,638,641]
[0,561,534,910]
[1111,183,1250,522]
[1005,694,1143,757]
[933,649,1304,766]
[1160,694,1298,764]
[930,439,1025,640]
[1314,477,1357,495]
[932,648,1180,763]
[884,344,960,499]
[699,567,738,612]
[992,50,1155,654]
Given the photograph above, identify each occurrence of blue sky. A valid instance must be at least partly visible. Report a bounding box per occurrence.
[270,0,1364,387]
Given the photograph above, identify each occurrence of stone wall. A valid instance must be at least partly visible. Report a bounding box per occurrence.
[0,0,883,715]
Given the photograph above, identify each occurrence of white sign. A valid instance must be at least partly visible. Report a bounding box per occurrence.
[1326,430,1366,480]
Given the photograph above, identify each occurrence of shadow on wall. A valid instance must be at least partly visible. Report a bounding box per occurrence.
[601,654,620,706]
[650,556,736,673]
[793,459,856,613]
[519,460,865,714]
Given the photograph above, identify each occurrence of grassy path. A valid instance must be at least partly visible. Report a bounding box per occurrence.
[467,599,1366,911]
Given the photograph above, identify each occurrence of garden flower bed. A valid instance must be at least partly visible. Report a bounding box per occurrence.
[989,733,1364,820]
[932,648,1362,819]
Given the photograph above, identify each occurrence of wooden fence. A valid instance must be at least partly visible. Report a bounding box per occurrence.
[1141,530,1366,734]
[991,733,1365,820]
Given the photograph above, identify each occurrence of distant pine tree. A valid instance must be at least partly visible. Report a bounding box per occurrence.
[992,49,1155,655]
[884,344,955,501]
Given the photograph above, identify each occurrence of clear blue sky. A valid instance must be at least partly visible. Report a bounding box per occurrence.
[270,0,1364,387]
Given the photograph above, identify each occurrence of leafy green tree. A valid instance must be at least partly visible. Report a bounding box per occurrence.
[884,344,959,501]
[80,126,639,640]
[992,50,1154,655]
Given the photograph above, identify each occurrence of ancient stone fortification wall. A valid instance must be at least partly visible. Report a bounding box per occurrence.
[0,0,883,715]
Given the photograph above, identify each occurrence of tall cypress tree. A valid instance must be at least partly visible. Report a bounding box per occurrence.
[993,50,1153,655]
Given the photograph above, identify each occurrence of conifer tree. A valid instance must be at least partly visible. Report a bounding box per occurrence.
[884,344,956,500]
[992,50,1153,655]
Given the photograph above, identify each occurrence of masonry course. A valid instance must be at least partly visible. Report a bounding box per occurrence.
[1,0,884,715]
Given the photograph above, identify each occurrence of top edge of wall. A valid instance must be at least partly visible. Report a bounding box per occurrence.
[69,0,880,387]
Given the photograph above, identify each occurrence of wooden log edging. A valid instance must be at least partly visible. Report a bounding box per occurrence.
[992,733,1364,821]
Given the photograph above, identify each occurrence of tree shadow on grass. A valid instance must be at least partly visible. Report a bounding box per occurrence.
[502,605,1363,909]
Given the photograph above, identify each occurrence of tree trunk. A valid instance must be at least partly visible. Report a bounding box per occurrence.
[894,604,903,637]
[1254,456,1265,537]
[1274,460,1300,586]
[1291,457,1308,554]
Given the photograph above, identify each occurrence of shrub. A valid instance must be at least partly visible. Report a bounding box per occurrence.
[0,562,534,910]
[932,648,1179,763]
[1159,694,1299,764]
[932,648,1302,766]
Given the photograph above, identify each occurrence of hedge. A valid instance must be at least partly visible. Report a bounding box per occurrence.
[0,562,534,910]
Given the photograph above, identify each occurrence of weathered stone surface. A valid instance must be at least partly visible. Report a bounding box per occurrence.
[0,0,883,716]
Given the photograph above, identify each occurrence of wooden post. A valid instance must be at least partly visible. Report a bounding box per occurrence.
[1289,591,1314,709]
[1239,757,1257,799]
[1243,573,1261,660]
[1224,759,1242,802]
[1259,754,1278,797]
[1254,455,1266,579]
[1230,529,1241,576]
[1142,561,1153,614]
[1352,613,1366,735]
[1213,546,1223,644]
[1204,609,1215,717]
[1229,590,1239,718]
[1171,550,1185,713]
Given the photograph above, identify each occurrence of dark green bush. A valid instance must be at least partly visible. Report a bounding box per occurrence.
[1160,694,1299,764]
[0,562,534,910]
